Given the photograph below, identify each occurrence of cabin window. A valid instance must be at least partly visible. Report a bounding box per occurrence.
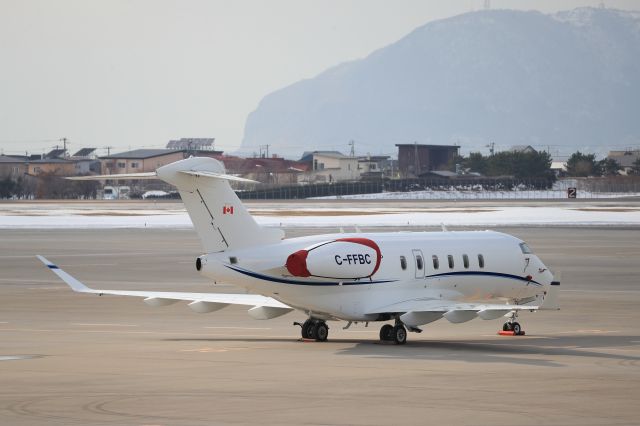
[432,255,439,270]
[463,254,469,269]
[229,256,238,264]
[519,243,533,254]
[478,254,485,268]
[416,255,423,270]
[400,256,407,270]
[448,255,454,269]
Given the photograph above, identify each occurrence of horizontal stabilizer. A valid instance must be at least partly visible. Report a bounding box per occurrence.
[179,170,259,183]
[65,172,158,180]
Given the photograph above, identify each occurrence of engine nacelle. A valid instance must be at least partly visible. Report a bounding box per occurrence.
[285,238,382,279]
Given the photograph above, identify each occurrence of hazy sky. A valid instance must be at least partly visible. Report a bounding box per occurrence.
[1,0,638,158]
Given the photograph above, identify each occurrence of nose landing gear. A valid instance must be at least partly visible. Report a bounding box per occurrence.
[501,311,525,336]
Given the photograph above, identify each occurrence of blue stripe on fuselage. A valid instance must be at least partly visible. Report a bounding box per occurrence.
[224,265,541,287]
[428,271,543,286]
[225,265,395,286]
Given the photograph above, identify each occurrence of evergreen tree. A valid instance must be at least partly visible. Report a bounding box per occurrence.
[597,158,621,176]
[566,151,598,177]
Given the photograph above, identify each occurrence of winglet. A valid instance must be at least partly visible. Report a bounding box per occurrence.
[36,255,95,293]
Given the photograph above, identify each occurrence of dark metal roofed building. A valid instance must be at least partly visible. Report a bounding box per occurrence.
[396,144,459,178]
[73,148,97,157]
[44,148,67,159]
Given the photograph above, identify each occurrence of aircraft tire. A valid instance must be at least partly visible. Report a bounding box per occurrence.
[305,322,317,340]
[301,320,313,339]
[392,325,407,345]
[512,322,522,335]
[379,324,393,341]
[315,322,328,342]
[503,322,512,331]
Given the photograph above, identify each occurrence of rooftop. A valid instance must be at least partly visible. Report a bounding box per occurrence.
[73,148,96,157]
[0,155,25,163]
[101,149,185,159]
[395,144,459,149]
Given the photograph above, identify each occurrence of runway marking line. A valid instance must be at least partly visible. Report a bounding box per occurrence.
[556,329,621,334]
[72,323,138,327]
[203,326,271,330]
[180,347,261,353]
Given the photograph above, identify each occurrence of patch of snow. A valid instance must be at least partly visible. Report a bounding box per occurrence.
[311,190,640,201]
[1,206,639,228]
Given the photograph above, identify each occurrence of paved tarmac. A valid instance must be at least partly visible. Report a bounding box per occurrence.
[1,224,639,425]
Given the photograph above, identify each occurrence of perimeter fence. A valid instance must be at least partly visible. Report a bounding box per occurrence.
[235,177,640,200]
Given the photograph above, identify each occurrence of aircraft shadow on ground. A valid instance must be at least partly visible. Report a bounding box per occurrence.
[165,334,640,368]
[335,334,640,367]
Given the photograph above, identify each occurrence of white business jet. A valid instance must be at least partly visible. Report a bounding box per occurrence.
[38,157,559,344]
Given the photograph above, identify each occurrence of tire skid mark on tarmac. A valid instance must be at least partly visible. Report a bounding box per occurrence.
[82,395,181,422]
[6,398,81,423]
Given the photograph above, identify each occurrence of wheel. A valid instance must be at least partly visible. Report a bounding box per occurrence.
[392,325,407,345]
[512,322,522,335]
[315,322,329,342]
[305,322,317,340]
[503,322,513,331]
[379,324,393,341]
[301,320,313,339]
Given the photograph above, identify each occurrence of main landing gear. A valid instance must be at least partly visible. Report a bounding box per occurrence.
[379,320,407,345]
[502,312,525,336]
[295,319,329,342]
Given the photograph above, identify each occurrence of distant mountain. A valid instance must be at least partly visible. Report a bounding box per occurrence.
[241,8,640,159]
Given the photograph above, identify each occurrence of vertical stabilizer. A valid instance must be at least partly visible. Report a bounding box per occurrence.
[156,157,283,253]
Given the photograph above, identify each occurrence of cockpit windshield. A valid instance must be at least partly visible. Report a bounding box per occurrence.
[519,242,533,254]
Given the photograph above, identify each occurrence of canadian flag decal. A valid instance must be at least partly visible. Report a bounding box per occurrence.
[222,205,234,215]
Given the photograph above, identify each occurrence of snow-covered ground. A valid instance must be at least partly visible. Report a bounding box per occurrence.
[312,189,640,200]
[1,205,639,228]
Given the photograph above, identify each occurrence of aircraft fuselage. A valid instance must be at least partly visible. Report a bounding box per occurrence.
[199,230,553,321]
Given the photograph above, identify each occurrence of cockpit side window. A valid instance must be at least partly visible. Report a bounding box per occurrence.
[519,243,533,254]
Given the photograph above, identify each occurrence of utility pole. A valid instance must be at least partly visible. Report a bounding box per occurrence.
[348,140,355,157]
[259,144,270,158]
[414,141,420,177]
[103,146,113,156]
[486,142,495,156]
[60,137,68,157]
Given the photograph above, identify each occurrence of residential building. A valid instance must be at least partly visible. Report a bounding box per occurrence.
[100,149,190,175]
[220,155,309,185]
[26,158,77,176]
[299,151,361,183]
[358,155,392,180]
[0,156,27,179]
[607,150,640,175]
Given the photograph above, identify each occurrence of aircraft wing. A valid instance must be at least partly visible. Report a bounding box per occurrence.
[36,256,293,319]
[366,298,540,327]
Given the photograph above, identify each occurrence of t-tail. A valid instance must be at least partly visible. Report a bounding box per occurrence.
[156,157,283,252]
[69,157,284,253]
